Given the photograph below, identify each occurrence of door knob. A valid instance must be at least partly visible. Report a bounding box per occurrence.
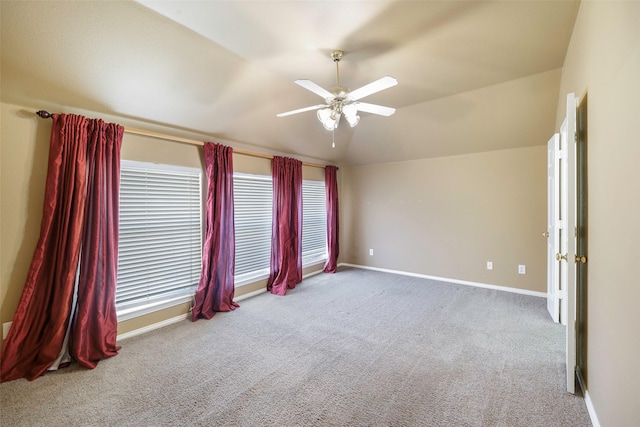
[575,255,587,264]
[542,231,549,238]
[556,253,567,261]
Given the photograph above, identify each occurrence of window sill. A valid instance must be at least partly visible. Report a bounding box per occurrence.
[117,258,329,321]
[303,256,327,269]
[235,265,270,288]
[117,293,193,322]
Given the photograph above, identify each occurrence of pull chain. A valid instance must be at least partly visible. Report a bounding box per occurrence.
[332,127,335,148]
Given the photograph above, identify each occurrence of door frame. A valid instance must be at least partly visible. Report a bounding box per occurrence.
[563,92,577,395]
[547,93,587,395]
[575,94,588,393]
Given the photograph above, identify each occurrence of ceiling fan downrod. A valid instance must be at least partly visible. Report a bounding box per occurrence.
[331,50,343,88]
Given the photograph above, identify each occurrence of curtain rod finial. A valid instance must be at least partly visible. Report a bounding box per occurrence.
[36,110,53,119]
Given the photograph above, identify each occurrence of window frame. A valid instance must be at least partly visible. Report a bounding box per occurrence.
[302,178,328,267]
[116,160,203,321]
[233,172,273,287]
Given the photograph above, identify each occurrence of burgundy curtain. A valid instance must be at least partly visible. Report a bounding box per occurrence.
[192,142,238,321]
[267,156,303,295]
[1,114,123,382]
[69,119,122,368]
[324,166,340,273]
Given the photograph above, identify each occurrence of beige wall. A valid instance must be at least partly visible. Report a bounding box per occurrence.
[0,102,328,348]
[341,146,547,292]
[1,104,51,347]
[554,2,640,425]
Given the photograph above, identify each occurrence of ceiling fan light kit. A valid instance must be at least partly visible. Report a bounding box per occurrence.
[317,107,341,130]
[277,50,397,133]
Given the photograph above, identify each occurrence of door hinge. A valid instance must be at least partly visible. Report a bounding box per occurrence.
[558,289,565,300]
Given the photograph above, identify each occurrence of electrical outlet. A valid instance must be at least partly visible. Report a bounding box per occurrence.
[369,249,374,256]
[518,265,526,275]
[487,261,493,270]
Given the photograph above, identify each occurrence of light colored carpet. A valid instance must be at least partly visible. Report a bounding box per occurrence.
[1,267,592,426]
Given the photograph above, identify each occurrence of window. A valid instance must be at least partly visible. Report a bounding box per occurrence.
[117,161,202,320]
[233,173,273,286]
[302,179,327,266]
[233,175,327,286]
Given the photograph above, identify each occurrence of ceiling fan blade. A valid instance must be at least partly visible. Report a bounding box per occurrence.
[276,104,327,117]
[294,80,334,101]
[355,102,396,117]
[348,76,398,101]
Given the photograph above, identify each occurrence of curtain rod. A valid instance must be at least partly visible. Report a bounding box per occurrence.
[35,110,329,169]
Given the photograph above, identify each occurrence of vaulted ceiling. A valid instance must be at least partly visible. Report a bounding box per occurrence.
[1,1,580,166]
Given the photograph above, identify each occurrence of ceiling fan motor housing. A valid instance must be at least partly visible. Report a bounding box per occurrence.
[329,87,349,101]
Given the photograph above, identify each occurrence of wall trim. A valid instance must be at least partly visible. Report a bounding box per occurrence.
[116,269,325,341]
[339,263,547,298]
[303,268,325,280]
[111,265,548,342]
[116,265,600,423]
[116,264,545,342]
[3,321,13,340]
[115,292,268,342]
[584,390,601,427]
[235,288,267,302]
[117,314,189,341]
[338,265,605,418]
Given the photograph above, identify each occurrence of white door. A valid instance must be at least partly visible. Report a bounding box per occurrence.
[560,93,578,394]
[558,119,569,328]
[546,133,561,323]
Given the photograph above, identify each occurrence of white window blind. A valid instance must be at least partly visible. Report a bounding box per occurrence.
[117,161,202,317]
[234,173,273,285]
[302,180,327,266]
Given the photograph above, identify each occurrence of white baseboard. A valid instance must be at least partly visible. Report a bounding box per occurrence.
[303,268,325,280]
[116,265,599,423]
[584,390,601,427]
[116,271,326,341]
[117,314,189,341]
[115,265,544,343]
[116,292,263,342]
[235,288,267,302]
[3,321,12,340]
[236,268,322,301]
[339,263,547,298]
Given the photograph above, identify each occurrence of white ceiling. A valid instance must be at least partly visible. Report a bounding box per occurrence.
[1,1,580,166]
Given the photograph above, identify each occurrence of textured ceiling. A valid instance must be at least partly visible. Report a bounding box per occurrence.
[0,1,580,165]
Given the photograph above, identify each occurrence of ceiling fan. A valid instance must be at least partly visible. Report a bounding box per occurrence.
[277,50,398,130]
